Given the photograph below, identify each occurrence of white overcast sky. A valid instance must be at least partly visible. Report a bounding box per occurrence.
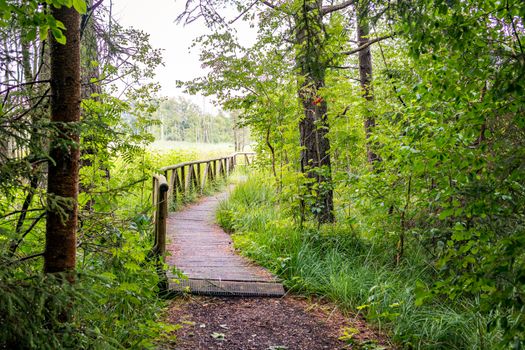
[110,0,255,113]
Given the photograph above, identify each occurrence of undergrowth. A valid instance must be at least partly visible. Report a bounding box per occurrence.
[0,213,177,349]
[0,148,232,349]
[217,174,503,349]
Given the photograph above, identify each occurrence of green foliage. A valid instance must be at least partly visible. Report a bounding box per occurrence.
[0,242,176,349]
[0,144,203,348]
[186,0,525,347]
[0,2,177,346]
[220,175,504,348]
[0,0,87,43]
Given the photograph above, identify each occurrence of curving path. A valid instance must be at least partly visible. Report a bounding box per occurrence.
[165,190,284,297]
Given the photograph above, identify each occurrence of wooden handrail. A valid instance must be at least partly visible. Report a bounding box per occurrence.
[151,151,255,259]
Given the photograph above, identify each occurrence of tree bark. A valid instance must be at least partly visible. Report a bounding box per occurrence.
[357,4,381,165]
[44,6,81,274]
[296,1,335,224]
[80,0,108,212]
[80,0,102,100]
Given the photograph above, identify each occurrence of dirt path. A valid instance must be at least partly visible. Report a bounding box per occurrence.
[165,296,388,350]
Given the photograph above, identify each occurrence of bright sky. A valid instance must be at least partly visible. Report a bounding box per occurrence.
[110,0,255,114]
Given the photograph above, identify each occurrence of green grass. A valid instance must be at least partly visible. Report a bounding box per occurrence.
[216,174,502,349]
[148,141,241,157]
[0,146,243,349]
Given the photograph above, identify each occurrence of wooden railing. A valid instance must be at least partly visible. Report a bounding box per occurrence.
[151,174,169,256]
[151,152,255,258]
[160,152,255,204]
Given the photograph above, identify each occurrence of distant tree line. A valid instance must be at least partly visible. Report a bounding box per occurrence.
[152,97,249,149]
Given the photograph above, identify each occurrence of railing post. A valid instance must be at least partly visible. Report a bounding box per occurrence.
[152,174,168,257]
[157,184,168,256]
[201,162,209,191]
[216,159,221,178]
[192,164,199,190]
[185,164,192,194]
[196,162,202,193]
[169,169,177,204]
[180,166,186,194]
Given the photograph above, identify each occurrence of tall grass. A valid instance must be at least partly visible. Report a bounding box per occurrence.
[217,174,502,349]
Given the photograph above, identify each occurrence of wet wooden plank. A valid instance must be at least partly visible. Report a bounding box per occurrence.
[166,190,284,296]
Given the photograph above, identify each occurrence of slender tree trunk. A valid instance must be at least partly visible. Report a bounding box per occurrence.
[15,39,38,237]
[13,34,49,252]
[44,6,81,274]
[357,4,381,165]
[80,1,108,211]
[81,0,102,100]
[296,2,334,224]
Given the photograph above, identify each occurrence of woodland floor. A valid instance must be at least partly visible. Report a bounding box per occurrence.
[164,295,389,349]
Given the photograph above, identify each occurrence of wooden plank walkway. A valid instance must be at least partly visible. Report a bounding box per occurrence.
[165,190,285,297]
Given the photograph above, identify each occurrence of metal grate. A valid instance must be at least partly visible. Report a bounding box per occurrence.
[169,278,285,297]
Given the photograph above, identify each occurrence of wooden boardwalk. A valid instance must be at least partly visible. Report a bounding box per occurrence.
[165,190,284,297]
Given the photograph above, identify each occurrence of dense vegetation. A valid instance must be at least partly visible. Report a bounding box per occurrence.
[1,0,524,348]
[218,175,501,348]
[180,0,525,348]
[0,1,186,347]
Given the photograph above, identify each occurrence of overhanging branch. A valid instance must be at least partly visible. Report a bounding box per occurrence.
[341,35,393,55]
[320,0,357,15]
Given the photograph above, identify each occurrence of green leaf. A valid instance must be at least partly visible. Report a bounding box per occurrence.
[26,28,37,42]
[52,28,66,44]
[55,20,66,30]
[72,0,87,14]
[415,280,429,306]
[39,25,49,41]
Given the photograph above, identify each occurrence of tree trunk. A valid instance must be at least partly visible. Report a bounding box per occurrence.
[298,85,334,223]
[14,38,39,242]
[80,1,109,211]
[44,6,81,274]
[296,3,335,224]
[357,5,381,165]
[80,0,102,100]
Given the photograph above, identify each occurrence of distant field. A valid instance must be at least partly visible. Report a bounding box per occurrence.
[148,141,252,159]
[149,141,233,156]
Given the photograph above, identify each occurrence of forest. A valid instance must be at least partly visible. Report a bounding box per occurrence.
[150,97,249,147]
[0,0,524,349]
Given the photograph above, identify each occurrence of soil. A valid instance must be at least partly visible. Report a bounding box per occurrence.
[164,295,390,350]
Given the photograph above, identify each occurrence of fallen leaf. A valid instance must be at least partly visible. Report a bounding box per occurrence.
[211,332,226,340]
